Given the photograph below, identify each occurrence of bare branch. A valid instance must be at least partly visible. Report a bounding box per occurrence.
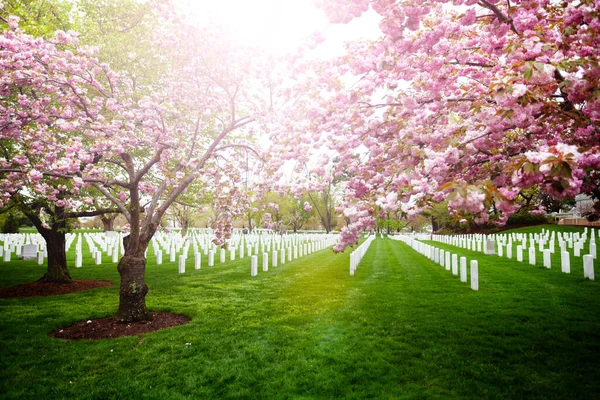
[477,0,519,34]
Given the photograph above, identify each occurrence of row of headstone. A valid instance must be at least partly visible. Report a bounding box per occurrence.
[171,232,339,275]
[79,232,124,266]
[249,234,339,277]
[390,235,479,290]
[426,229,596,281]
[150,230,339,267]
[0,233,59,263]
[349,234,375,276]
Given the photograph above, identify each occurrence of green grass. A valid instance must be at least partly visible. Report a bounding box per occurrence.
[1,228,599,399]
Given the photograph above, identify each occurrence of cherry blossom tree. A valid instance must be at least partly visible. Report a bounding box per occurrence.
[1,6,268,320]
[278,0,600,250]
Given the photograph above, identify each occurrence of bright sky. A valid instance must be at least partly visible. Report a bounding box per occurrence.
[178,0,381,56]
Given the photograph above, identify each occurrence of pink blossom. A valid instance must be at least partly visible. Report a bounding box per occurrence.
[530,207,546,216]
[460,9,476,26]
[303,201,312,212]
[28,169,43,182]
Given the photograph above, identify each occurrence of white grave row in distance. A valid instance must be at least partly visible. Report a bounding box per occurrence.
[0,232,79,264]
[149,230,339,272]
[423,227,596,281]
[248,237,336,276]
[349,234,376,276]
[0,230,340,274]
[152,229,334,259]
[390,235,479,290]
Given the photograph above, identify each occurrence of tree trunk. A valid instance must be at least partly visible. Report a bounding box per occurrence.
[100,214,116,231]
[22,205,72,283]
[38,229,72,283]
[115,245,151,322]
[431,216,439,232]
[181,218,189,237]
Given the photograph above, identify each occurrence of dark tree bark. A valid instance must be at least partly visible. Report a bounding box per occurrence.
[38,228,71,282]
[180,217,189,237]
[308,185,336,233]
[115,244,151,322]
[16,195,120,284]
[21,204,72,283]
[431,216,440,232]
[100,214,117,231]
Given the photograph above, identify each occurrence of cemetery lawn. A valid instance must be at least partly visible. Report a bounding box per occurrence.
[1,228,599,399]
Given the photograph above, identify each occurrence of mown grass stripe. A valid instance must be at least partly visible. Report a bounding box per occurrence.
[1,229,599,399]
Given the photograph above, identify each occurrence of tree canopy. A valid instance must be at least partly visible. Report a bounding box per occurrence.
[273,0,600,249]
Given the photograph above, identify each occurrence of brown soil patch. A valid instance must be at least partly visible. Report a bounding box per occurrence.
[0,280,114,299]
[49,312,190,340]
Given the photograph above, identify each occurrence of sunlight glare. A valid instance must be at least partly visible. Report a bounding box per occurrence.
[179,0,327,55]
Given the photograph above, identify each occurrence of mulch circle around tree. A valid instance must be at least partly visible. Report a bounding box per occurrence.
[0,281,189,339]
[49,312,190,340]
[0,280,114,299]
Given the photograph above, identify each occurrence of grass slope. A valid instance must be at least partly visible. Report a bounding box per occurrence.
[1,232,599,399]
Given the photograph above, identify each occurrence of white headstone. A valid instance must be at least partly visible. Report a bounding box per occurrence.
[583,254,594,280]
[208,251,214,267]
[543,249,551,268]
[460,257,467,283]
[220,248,226,263]
[21,244,37,260]
[561,251,570,273]
[37,250,44,265]
[445,252,451,271]
[528,246,536,265]
[451,254,458,276]
[263,253,268,272]
[485,239,495,255]
[75,250,82,268]
[272,250,278,267]
[440,250,445,267]
[517,245,523,262]
[178,255,186,273]
[194,252,201,270]
[95,251,102,265]
[251,255,258,277]
[156,251,163,265]
[112,245,119,263]
[470,260,479,291]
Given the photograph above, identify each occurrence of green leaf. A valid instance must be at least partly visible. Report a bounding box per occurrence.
[533,61,545,72]
[560,163,573,179]
[523,68,533,82]
[503,109,514,120]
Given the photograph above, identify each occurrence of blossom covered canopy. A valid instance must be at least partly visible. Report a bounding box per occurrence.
[274,0,600,250]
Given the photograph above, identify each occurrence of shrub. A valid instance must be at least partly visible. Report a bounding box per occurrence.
[507,211,549,226]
